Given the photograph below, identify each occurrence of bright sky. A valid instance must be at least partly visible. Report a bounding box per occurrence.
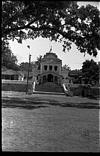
[9,1,100,70]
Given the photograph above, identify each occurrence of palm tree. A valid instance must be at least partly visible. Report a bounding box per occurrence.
[36,55,43,70]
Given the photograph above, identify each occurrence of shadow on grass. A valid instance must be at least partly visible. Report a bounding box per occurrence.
[60,103,99,109]
[2,104,48,110]
[42,99,99,109]
[2,97,45,105]
[2,97,99,109]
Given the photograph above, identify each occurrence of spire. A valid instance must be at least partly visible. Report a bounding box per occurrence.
[49,46,52,53]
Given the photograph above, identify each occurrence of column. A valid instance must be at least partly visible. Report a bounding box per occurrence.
[40,64,42,74]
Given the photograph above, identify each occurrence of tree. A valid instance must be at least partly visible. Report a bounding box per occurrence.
[2,40,19,70]
[19,62,33,72]
[68,69,82,84]
[82,59,99,85]
[35,55,43,70]
[62,64,71,70]
[2,1,100,56]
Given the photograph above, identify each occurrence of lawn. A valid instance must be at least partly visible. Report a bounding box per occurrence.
[2,91,100,152]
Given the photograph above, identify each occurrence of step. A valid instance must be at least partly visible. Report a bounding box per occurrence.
[35,82,64,93]
[33,91,65,95]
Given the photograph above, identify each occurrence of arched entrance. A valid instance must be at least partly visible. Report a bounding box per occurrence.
[47,74,53,82]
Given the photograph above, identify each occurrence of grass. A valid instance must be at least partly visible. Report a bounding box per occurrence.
[2,102,99,152]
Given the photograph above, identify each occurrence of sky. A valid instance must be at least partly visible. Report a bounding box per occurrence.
[9,1,100,70]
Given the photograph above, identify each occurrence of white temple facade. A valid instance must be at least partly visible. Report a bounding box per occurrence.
[32,52,70,86]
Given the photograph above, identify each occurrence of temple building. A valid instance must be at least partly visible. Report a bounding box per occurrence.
[32,51,70,92]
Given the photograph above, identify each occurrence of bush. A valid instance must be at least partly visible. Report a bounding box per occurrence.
[71,85,99,98]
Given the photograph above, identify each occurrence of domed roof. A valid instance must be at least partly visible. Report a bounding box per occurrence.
[44,52,58,59]
[41,52,62,64]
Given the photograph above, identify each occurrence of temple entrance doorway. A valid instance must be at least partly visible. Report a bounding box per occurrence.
[47,74,53,82]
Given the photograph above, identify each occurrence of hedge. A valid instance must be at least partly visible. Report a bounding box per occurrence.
[70,85,99,98]
[2,80,99,98]
[2,80,32,92]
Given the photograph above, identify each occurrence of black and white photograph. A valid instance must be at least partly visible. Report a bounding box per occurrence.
[2,0,100,152]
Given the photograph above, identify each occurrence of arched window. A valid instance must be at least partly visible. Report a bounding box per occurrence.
[44,65,47,70]
[49,65,52,71]
[54,66,58,71]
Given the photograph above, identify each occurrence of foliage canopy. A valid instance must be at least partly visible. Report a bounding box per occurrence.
[2,40,19,70]
[2,1,100,56]
[82,59,99,84]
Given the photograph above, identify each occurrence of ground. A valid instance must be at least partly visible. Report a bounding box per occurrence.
[2,91,100,152]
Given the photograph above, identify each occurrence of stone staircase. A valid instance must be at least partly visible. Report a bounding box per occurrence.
[35,82,64,93]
